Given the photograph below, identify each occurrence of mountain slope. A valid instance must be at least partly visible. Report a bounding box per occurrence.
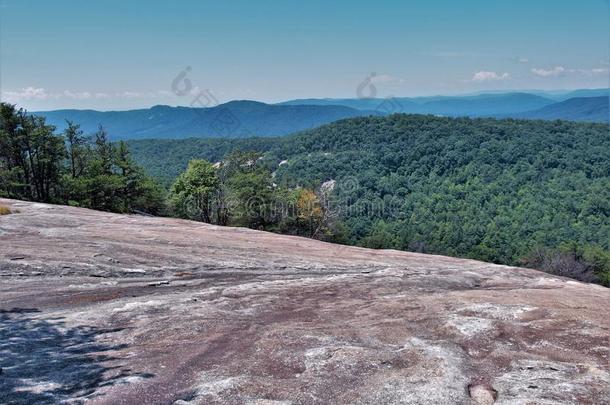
[554,88,609,101]
[420,93,553,116]
[278,97,422,112]
[511,96,610,122]
[36,92,608,141]
[36,101,379,140]
[1,198,609,404]
[280,93,554,116]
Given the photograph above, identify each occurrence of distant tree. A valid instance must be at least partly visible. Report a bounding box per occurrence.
[114,141,165,214]
[78,126,122,211]
[0,103,163,213]
[295,188,324,237]
[361,220,398,249]
[292,188,338,239]
[64,120,88,178]
[520,243,610,286]
[0,103,65,202]
[169,159,220,222]
[225,168,274,228]
[92,125,114,175]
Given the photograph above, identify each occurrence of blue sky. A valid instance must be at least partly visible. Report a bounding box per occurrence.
[1,0,609,110]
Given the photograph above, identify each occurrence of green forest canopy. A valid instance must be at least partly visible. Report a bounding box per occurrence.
[128,114,610,284]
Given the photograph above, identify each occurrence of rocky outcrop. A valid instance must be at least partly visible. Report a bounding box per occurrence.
[1,198,609,404]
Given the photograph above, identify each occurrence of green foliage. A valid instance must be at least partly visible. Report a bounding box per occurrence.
[0,103,66,202]
[361,220,399,249]
[169,159,220,222]
[168,151,339,240]
[64,120,88,178]
[0,103,164,214]
[270,115,610,270]
[127,137,277,187]
[580,246,610,286]
[128,114,610,285]
[521,242,610,286]
[273,188,329,238]
[222,151,275,229]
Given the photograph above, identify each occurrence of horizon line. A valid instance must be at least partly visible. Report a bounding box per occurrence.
[15,87,609,113]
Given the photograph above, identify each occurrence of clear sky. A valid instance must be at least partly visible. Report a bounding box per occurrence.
[1,0,609,110]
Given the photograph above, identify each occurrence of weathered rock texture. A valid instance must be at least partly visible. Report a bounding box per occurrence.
[0,198,609,404]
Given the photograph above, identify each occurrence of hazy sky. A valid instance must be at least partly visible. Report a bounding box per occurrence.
[1,0,609,110]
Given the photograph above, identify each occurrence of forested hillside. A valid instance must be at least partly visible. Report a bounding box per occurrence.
[127,137,275,186]
[128,114,610,284]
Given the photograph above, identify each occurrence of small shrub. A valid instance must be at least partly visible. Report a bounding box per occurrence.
[0,205,13,215]
[521,244,610,287]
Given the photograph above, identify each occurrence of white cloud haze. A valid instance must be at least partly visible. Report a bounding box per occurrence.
[472,71,511,82]
[1,88,174,103]
[531,66,566,77]
[531,66,609,78]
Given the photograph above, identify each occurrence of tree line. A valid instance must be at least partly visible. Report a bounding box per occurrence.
[0,102,338,240]
[2,103,609,286]
[0,103,164,213]
[168,151,340,240]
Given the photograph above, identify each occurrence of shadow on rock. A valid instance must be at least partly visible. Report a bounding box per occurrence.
[0,308,153,404]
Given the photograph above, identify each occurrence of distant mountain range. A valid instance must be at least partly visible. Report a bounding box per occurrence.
[38,101,379,140]
[280,92,609,120]
[510,96,609,122]
[544,88,610,101]
[279,92,555,116]
[36,89,609,140]
[455,88,609,101]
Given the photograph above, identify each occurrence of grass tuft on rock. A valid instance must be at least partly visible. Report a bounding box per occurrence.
[0,205,13,215]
